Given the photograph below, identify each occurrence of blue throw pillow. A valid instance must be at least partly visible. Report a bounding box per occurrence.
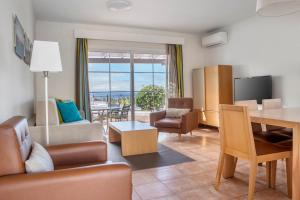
[56,101,82,123]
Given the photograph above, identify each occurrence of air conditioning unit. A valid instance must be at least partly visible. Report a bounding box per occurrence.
[202,32,228,47]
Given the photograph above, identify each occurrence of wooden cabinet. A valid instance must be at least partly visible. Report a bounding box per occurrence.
[192,68,205,111]
[192,65,233,127]
[205,67,219,111]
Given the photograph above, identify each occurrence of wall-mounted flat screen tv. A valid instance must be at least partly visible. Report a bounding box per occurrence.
[234,76,272,104]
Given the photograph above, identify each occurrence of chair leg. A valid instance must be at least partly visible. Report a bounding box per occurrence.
[190,131,193,136]
[215,151,225,190]
[248,162,257,200]
[266,161,271,188]
[270,160,277,189]
[178,133,182,140]
[286,158,292,198]
[233,157,238,168]
[223,155,237,178]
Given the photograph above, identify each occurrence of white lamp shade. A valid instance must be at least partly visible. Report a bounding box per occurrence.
[256,0,300,16]
[30,40,62,72]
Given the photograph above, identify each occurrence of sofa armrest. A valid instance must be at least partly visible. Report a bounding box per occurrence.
[181,110,198,133]
[0,163,132,200]
[150,111,166,126]
[29,122,103,146]
[46,141,107,167]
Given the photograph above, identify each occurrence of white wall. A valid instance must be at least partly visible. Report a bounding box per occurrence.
[203,13,300,106]
[35,20,204,101]
[0,0,35,122]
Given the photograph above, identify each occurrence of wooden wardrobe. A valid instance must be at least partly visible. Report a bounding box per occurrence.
[192,65,233,127]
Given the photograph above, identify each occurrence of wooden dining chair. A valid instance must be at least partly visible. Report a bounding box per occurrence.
[215,105,292,200]
[262,98,293,137]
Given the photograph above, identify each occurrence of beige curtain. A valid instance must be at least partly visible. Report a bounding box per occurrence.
[75,38,91,121]
[167,44,184,98]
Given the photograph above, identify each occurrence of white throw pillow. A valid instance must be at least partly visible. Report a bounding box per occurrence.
[166,108,190,118]
[25,142,54,173]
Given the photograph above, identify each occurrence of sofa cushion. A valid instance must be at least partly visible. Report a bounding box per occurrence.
[154,118,182,129]
[56,101,83,123]
[36,98,60,126]
[166,108,190,118]
[60,119,90,126]
[25,142,54,173]
[55,99,64,124]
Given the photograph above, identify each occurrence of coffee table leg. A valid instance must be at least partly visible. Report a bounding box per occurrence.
[109,127,121,142]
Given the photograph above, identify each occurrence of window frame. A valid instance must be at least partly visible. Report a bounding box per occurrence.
[88,50,168,121]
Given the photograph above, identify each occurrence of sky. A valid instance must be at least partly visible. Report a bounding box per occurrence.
[89,63,167,93]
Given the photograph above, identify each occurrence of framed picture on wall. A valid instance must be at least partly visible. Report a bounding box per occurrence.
[14,16,25,59]
[24,34,32,65]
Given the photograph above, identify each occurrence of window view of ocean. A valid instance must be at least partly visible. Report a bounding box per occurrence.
[89,63,167,109]
[88,52,167,122]
[89,63,166,93]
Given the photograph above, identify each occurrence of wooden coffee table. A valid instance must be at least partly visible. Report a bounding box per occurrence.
[108,121,158,156]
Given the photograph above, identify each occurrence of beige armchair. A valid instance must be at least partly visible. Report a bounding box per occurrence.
[150,98,198,139]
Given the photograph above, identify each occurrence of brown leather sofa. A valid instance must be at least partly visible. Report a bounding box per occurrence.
[0,116,132,200]
[150,98,198,139]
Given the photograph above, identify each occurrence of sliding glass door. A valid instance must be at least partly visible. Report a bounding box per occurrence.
[88,51,167,123]
[134,54,167,122]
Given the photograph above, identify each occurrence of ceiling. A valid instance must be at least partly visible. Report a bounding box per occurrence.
[32,0,257,34]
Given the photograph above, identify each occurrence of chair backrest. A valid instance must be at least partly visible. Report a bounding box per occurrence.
[235,100,258,111]
[168,98,193,110]
[262,99,283,131]
[122,105,130,111]
[219,105,256,160]
[0,116,32,177]
[235,100,261,132]
[111,108,120,114]
[262,98,282,110]
[121,105,130,115]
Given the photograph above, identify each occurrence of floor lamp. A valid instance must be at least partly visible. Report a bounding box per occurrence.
[30,40,62,145]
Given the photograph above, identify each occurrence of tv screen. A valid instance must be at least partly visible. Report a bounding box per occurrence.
[234,76,272,104]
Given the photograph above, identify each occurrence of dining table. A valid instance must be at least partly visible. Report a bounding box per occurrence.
[91,105,121,132]
[222,107,300,200]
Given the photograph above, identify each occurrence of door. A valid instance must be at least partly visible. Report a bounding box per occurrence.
[88,51,167,123]
[88,52,132,123]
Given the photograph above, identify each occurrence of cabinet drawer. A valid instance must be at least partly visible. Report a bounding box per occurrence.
[199,111,219,127]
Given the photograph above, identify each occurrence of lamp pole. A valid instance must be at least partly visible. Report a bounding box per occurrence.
[43,71,49,145]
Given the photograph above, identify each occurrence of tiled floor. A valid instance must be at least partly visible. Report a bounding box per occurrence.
[132,128,290,200]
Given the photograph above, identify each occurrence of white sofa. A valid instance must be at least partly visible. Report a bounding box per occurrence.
[29,99,104,146]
